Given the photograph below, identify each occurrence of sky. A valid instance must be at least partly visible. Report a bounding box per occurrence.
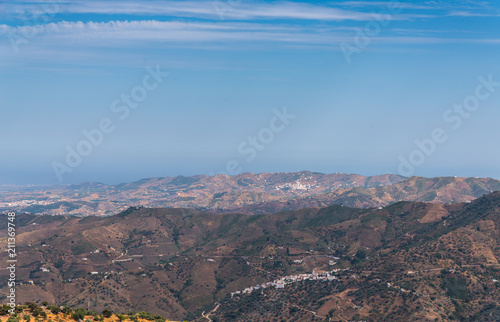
[1,0,500,184]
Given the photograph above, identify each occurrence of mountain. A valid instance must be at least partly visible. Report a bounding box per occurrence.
[3,172,500,217]
[1,192,500,321]
[233,175,500,214]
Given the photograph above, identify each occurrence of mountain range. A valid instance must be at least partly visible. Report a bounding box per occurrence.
[3,172,500,216]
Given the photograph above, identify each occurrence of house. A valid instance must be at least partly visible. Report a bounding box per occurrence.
[274,282,285,289]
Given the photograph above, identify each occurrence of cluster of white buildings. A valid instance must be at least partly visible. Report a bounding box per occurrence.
[90,270,118,276]
[275,180,316,191]
[230,270,342,298]
[0,199,59,208]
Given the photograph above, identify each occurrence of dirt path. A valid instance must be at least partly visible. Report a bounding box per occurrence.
[201,303,220,322]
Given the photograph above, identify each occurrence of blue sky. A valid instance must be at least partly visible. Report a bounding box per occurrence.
[1,0,500,184]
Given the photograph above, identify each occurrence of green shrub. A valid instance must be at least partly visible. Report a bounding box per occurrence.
[49,307,60,315]
[7,316,19,322]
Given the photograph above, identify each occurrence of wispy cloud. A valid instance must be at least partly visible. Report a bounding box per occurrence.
[2,0,499,69]
[3,0,431,22]
[339,1,440,10]
[448,10,500,17]
[0,20,349,45]
[2,18,499,53]
[341,0,494,11]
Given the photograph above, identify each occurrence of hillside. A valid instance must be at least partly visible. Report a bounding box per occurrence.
[1,192,500,320]
[235,175,500,214]
[2,172,500,217]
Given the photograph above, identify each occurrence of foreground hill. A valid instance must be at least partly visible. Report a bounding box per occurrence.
[3,172,500,216]
[1,192,500,320]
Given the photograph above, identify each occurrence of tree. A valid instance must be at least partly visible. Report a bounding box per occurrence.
[62,307,73,315]
[27,303,38,313]
[72,308,87,321]
[49,307,60,315]
[0,305,11,315]
[102,309,112,319]
[355,249,367,260]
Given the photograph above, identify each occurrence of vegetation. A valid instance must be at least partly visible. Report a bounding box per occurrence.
[0,304,170,322]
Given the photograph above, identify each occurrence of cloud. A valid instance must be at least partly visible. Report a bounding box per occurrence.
[3,18,499,53]
[448,10,500,17]
[3,0,430,22]
[0,20,348,45]
[0,20,357,64]
[339,1,438,10]
[1,1,499,68]
[341,0,494,11]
